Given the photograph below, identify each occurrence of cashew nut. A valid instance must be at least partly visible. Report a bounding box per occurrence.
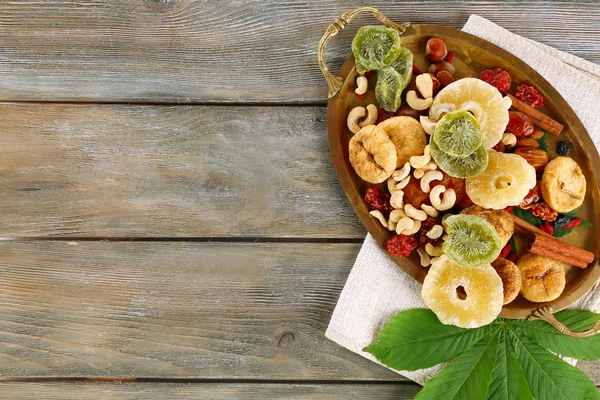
[387,176,399,194]
[396,176,410,190]
[406,90,433,111]
[420,170,443,193]
[417,248,431,267]
[421,204,439,217]
[413,168,425,179]
[387,209,407,231]
[442,213,454,233]
[404,204,428,221]
[410,145,431,169]
[430,185,457,211]
[430,102,457,121]
[369,210,388,228]
[347,106,366,134]
[442,233,449,241]
[400,219,421,236]
[359,104,378,128]
[502,132,517,148]
[425,242,444,257]
[395,217,414,235]
[423,161,437,171]
[393,162,411,181]
[426,224,444,240]
[390,190,404,209]
[430,256,440,265]
[416,73,434,99]
[355,75,368,95]
[419,115,437,135]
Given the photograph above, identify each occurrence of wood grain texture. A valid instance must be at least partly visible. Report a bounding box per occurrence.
[0,241,402,380]
[0,0,598,102]
[0,103,364,238]
[0,382,421,399]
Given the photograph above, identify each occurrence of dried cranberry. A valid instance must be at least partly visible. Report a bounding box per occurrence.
[500,243,512,259]
[505,206,515,213]
[356,93,365,100]
[479,68,512,95]
[364,70,373,79]
[507,252,518,263]
[364,186,394,215]
[562,217,582,229]
[506,111,535,138]
[541,221,554,236]
[412,65,423,75]
[515,84,544,108]
[446,52,455,63]
[387,234,418,257]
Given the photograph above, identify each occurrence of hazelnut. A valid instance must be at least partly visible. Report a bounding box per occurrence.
[425,38,448,63]
[429,61,455,76]
[427,73,441,93]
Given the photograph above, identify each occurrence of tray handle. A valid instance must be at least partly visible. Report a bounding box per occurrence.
[317,7,410,98]
[529,306,600,337]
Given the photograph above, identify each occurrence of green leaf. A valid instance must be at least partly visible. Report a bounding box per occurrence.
[512,208,542,227]
[416,331,499,400]
[509,329,600,400]
[511,310,600,360]
[363,309,495,371]
[581,220,593,227]
[536,131,549,151]
[562,210,579,217]
[485,329,534,400]
[553,226,573,237]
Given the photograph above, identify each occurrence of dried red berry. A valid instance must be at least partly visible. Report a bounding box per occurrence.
[364,70,373,79]
[364,186,393,215]
[479,68,512,95]
[507,252,518,263]
[531,202,558,222]
[500,243,513,259]
[541,221,554,236]
[515,84,544,108]
[387,234,418,257]
[506,111,535,138]
[504,206,515,213]
[356,93,365,100]
[562,217,582,230]
[412,65,423,75]
[446,52,455,63]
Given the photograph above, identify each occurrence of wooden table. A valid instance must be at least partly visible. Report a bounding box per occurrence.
[0,1,598,398]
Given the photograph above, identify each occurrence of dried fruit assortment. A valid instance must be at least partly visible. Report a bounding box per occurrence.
[343,28,591,329]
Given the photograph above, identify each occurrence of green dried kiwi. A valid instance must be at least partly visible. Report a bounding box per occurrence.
[352,25,401,72]
[433,111,483,157]
[375,67,403,112]
[430,139,488,179]
[390,47,413,87]
[443,214,502,268]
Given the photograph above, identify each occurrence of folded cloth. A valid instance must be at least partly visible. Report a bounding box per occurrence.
[326,15,600,386]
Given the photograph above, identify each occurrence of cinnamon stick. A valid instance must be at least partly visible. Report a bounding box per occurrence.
[527,233,595,269]
[503,210,553,239]
[507,94,564,135]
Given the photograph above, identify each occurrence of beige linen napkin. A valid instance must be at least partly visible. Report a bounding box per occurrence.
[326,15,600,386]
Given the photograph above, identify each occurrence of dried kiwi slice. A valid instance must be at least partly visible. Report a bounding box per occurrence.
[430,139,488,179]
[352,25,401,73]
[390,47,413,87]
[443,215,502,268]
[376,67,403,112]
[433,111,483,157]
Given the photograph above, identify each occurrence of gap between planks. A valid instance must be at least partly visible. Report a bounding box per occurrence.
[0,237,365,243]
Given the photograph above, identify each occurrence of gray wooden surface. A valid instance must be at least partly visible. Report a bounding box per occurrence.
[0,0,598,397]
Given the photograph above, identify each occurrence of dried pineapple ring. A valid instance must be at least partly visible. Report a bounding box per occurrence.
[466,151,536,209]
[422,255,503,328]
[430,78,511,148]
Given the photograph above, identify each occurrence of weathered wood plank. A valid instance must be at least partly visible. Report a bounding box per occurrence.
[0,0,597,102]
[0,103,364,238]
[0,241,401,380]
[0,381,420,399]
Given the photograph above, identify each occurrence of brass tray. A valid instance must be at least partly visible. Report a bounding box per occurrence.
[322,9,600,320]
